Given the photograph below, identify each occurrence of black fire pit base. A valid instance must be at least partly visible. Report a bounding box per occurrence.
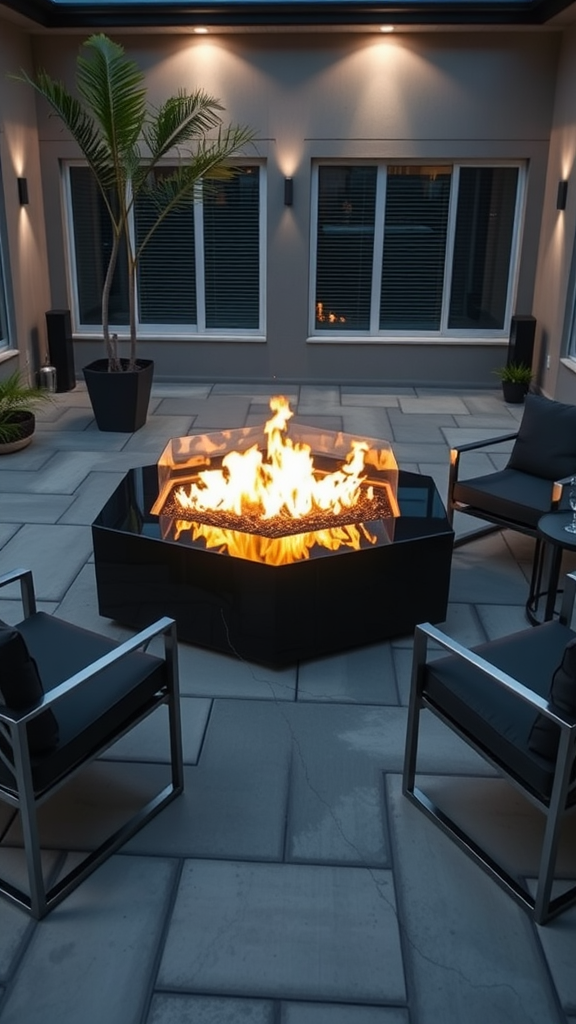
[92,467,453,667]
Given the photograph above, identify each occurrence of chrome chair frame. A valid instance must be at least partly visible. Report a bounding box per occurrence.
[0,568,184,919]
[403,572,576,925]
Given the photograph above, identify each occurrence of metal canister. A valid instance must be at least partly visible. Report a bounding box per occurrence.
[39,363,57,392]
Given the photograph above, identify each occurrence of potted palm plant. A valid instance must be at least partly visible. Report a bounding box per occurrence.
[0,370,52,454]
[16,34,254,432]
[494,361,533,404]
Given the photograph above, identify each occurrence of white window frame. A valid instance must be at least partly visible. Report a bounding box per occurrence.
[309,159,527,341]
[62,160,266,340]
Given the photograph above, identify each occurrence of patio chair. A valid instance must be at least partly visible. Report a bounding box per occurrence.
[447,393,576,545]
[0,567,183,919]
[403,570,576,925]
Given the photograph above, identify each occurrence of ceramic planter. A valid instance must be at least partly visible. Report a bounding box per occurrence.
[0,412,36,454]
[83,359,154,432]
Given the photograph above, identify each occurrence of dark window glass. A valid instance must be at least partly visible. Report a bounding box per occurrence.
[380,166,451,330]
[448,166,519,329]
[315,166,377,331]
[69,166,129,325]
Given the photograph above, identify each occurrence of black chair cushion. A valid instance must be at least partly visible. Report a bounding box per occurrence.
[452,468,558,531]
[424,620,576,801]
[507,394,576,480]
[0,620,59,754]
[0,612,166,795]
[529,638,576,759]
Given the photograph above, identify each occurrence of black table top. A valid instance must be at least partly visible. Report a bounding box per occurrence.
[538,511,576,550]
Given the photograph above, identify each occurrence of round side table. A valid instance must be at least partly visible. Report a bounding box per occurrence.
[526,511,576,624]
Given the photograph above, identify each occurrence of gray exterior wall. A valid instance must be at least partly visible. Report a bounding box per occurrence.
[0,23,568,387]
[532,22,576,404]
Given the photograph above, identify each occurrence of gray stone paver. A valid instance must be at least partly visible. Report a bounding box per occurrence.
[386,775,566,1024]
[0,856,177,1024]
[0,382,573,1024]
[158,859,405,1003]
[0,493,75,523]
[147,994,275,1023]
[281,1007,410,1024]
[297,641,399,704]
[0,523,93,601]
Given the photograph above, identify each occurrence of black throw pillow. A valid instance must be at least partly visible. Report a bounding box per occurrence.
[0,620,59,755]
[507,394,576,481]
[528,638,576,760]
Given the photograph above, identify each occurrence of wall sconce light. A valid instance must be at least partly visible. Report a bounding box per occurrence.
[284,177,293,207]
[17,177,29,206]
[557,179,568,211]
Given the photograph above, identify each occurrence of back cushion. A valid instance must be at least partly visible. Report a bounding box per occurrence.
[0,621,59,755]
[528,637,576,760]
[508,394,576,480]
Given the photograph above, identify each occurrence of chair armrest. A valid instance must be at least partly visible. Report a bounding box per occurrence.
[414,622,576,731]
[0,568,36,617]
[449,432,519,457]
[1,616,178,727]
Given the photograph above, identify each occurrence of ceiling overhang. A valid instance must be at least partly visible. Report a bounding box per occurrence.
[1,0,575,29]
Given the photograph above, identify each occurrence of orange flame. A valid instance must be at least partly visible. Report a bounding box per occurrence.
[174,395,374,523]
[173,519,378,566]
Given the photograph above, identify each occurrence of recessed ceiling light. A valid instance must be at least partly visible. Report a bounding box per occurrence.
[380,25,395,32]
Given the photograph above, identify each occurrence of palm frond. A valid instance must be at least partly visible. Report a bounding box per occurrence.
[77,35,146,162]
[0,371,51,423]
[13,69,118,195]
[143,90,226,162]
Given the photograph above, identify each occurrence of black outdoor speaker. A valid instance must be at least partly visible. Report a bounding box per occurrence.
[508,314,536,369]
[45,309,76,392]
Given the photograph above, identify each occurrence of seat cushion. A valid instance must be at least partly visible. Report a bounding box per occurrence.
[424,620,576,801]
[452,468,558,531]
[529,637,576,759]
[0,612,166,795]
[507,394,576,480]
[0,620,59,754]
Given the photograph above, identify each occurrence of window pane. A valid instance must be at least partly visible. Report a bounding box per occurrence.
[315,166,376,331]
[136,175,196,325]
[448,167,518,329]
[380,166,451,330]
[204,166,260,330]
[69,166,129,325]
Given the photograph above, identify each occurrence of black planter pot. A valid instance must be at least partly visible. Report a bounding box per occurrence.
[502,381,529,404]
[83,359,154,432]
[0,411,35,454]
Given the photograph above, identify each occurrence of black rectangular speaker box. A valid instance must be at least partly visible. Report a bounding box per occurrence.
[508,315,536,369]
[45,309,76,392]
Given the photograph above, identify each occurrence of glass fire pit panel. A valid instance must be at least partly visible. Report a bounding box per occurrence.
[150,425,400,565]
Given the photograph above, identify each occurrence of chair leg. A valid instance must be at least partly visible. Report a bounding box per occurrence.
[534,730,576,924]
[12,730,46,918]
[402,627,428,795]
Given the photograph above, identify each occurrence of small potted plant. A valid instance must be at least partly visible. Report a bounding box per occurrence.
[494,361,533,404]
[0,370,51,454]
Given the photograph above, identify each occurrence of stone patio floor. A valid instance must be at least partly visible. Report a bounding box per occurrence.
[0,380,575,1024]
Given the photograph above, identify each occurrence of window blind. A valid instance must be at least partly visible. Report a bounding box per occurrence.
[135,181,196,325]
[315,165,377,331]
[203,166,260,330]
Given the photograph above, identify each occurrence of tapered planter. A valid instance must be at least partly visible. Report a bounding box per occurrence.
[83,359,154,432]
[502,381,529,404]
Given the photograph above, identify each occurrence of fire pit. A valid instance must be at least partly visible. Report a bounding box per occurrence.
[92,399,454,666]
